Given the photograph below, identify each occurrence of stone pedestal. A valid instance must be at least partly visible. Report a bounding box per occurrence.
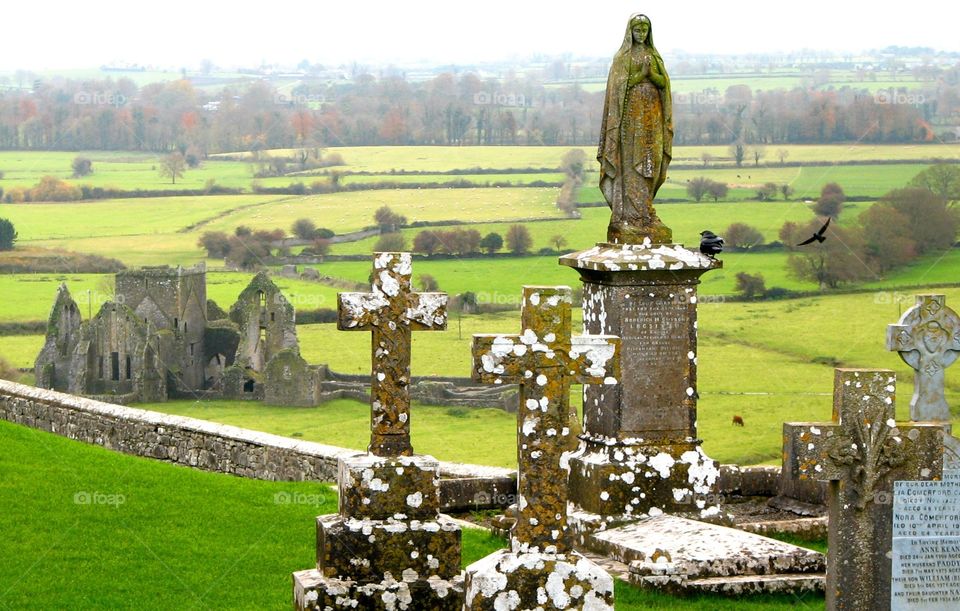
[294,453,464,610]
[560,242,722,521]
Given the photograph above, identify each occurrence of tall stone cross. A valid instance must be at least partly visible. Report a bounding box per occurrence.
[886,294,960,421]
[794,369,945,611]
[472,286,620,553]
[338,252,446,456]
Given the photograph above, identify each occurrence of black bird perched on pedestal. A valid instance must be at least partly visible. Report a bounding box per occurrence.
[797,217,831,246]
[699,230,724,258]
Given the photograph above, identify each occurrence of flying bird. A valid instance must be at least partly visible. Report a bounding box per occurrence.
[797,217,831,246]
[699,230,724,258]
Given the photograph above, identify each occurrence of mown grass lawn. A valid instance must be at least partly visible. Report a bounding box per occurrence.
[0,419,823,609]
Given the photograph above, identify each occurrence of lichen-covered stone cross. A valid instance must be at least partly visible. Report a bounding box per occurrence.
[472,286,620,553]
[793,369,944,611]
[338,252,446,456]
[887,294,960,421]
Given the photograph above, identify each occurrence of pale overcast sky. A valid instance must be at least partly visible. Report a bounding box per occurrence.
[0,0,954,72]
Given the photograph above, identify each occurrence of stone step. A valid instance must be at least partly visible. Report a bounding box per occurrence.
[738,517,827,541]
[585,514,824,579]
[630,568,826,596]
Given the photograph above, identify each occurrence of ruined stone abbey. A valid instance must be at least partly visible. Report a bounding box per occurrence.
[34,264,321,405]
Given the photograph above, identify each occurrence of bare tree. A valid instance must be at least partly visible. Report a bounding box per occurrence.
[159,152,187,184]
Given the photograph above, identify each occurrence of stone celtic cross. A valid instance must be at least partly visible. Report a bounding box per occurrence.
[472,286,620,553]
[794,369,944,611]
[338,252,446,456]
[887,294,960,421]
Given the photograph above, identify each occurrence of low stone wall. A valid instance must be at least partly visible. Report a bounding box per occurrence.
[0,380,515,511]
[719,465,782,497]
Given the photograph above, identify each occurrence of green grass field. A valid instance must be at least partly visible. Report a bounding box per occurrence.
[313,249,830,302]
[3,142,960,471]
[3,194,288,241]
[549,70,933,97]
[212,144,960,172]
[0,419,822,609]
[0,272,341,324]
[0,419,502,608]
[200,187,565,235]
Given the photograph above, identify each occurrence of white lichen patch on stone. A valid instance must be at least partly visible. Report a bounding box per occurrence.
[522,417,540,437]
[406,491,423,508]
[340,291,389,326]
[405,292,447,328]
[648,452,676,479]
[569,336,617,379]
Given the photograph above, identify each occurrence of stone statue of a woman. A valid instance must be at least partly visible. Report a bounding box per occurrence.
[598,13,674,245]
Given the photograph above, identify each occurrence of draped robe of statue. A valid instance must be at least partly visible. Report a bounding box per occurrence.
[598,15,674,245]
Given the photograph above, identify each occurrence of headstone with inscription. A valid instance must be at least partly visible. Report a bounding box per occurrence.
[889,428,960,610]
[793,368,946,611]
[891,479,960,610]
[292,253,465,610]
[464,286,619,610]
[560,244,723,521]
[887,294,960,422]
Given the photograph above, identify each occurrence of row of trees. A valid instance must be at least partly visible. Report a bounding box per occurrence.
[408,225,547,255]
[0,71,948,153]
[686,176,798,203]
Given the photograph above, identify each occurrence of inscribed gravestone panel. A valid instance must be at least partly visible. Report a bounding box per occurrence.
[891,480,960,610]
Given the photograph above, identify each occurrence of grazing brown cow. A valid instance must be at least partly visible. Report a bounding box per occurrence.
[732,415,744,427]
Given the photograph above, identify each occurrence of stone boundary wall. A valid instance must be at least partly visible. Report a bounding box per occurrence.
[719,465,782,497]
[0,380,516,511]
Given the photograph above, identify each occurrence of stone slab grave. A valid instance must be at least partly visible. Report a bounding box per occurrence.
[594,514,823,596]
[464,286,619,610]
[292,252,465,610]
[560,242,724,525]
[794,369,946,611]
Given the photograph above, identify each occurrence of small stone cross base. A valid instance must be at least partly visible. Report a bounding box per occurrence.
[464,549,614,610]
[294,453,465,610]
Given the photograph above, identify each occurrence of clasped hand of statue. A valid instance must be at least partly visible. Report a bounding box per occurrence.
[627,58,664,89]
